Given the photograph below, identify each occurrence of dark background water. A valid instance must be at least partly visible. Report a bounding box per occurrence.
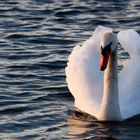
[0,0,140,139]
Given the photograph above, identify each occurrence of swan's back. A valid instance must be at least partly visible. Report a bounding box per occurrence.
[65,26,112,117]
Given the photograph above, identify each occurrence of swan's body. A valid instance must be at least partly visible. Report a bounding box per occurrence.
[65,26,140,121]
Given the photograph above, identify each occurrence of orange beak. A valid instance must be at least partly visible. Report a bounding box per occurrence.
[99,51,110,71]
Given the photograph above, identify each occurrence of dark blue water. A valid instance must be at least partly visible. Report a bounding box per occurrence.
[0,0,139,139]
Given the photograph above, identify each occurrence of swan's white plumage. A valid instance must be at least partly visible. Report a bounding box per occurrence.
[65,26,140,120]
[118,30,140,119]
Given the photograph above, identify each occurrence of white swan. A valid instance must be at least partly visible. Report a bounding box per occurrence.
[65,26,140,121]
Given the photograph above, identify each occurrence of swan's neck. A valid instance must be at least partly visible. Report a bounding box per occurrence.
[99,49,121,121]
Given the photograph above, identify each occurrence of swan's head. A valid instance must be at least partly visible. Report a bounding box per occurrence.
[99,32,118,71]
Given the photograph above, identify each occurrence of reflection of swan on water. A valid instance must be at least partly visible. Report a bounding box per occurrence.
[65,26,140,121]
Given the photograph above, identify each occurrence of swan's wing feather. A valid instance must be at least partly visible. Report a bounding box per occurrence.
[117,30,140,119]
[118,29,140,59]
[65,26,112,117]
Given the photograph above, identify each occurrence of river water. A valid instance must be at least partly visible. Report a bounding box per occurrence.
[0,0,140,140]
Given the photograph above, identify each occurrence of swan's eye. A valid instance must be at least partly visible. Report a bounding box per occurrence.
[101,46,103,51]
[101,42,112,55]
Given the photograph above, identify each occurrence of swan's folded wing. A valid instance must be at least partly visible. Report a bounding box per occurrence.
[118,29,140,59]
[65,26,112,117]
[117,30,140,119]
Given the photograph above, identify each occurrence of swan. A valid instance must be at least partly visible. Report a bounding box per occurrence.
[65,26,140,121]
